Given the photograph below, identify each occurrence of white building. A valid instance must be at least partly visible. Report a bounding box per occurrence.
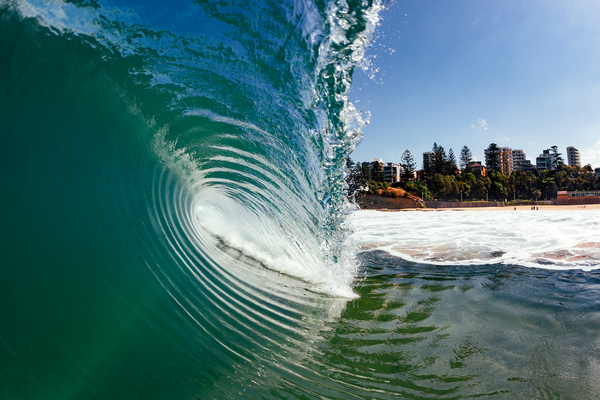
[511,149,526,171]
[536,150,555,173]
[423,151,435,170]
[566,146,581,168]
[383,162,403,183]
[369,159,403,183]
[511,149,536,173]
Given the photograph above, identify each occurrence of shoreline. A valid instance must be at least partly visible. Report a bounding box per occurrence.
[359,204,600,212]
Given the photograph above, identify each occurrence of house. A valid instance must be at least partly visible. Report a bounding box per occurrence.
[467,161,486,176]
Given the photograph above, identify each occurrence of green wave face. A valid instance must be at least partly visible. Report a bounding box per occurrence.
[0,0,378,398]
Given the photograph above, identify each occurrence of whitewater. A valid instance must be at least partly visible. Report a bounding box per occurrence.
[350,209,600,270]
[1,0,600,399]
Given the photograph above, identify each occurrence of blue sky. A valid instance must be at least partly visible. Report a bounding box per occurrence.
[350,0,600,169]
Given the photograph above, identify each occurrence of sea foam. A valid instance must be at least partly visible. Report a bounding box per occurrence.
[349,209,600,270]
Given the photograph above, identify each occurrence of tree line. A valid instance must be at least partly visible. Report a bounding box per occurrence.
[346,143,599,202]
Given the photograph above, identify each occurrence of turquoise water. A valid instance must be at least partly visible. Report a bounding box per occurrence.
[2,1,600,398]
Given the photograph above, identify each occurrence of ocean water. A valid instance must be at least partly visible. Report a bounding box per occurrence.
[1,0,600,398]
[348,210,600,399]
[350,209,600,270]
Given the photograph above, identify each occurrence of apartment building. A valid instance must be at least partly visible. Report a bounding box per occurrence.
[383,162,403,183]
[511,149,536,173]
[566,146,581,168]
[511,149,526,171]
[518,160,537,173]
[369,159,384,180]
[422,151,435,170]
[536,150,555,173]
[369,159,403,183]
[485,147,512,175]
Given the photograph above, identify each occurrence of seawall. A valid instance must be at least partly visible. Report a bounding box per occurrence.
[425,201,504,209]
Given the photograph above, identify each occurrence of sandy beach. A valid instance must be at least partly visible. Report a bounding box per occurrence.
[368,204,600,212]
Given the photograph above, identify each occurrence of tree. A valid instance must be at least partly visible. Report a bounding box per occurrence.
[423,154,433,182]
[447,148,458,175]
[489,172,508,200]
[459,145,473,170]
[485,143,500,174]
[457,180,471,200]
[361,162,371,181]
[550,145,563,170]
[448,148,456,167]
[346,157,355,171]
[400,150,417,181]
[433,143,447,174]
[345,158,363,201]
[541,170,555,200]
[471,176,491,200]
[374,160,385,183]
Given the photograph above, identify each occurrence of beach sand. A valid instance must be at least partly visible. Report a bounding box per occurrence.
[368,204,600,212]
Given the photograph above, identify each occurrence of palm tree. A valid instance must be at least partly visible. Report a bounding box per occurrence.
[541,170,556,200]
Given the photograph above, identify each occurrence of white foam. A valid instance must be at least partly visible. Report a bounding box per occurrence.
[192,188,358,298]
[349,209,600,270]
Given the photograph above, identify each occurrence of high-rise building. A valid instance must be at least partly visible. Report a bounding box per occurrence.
[485,147,513,175]
[511,149,525,171]
[423,151,435,170]
[536,150,555,173]
[511,149,525,170]
[566,146,581,168]
[511,149,535,173]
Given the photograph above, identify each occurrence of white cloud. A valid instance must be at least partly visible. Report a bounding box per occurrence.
[471,118,488,130]
[580,140,600,168]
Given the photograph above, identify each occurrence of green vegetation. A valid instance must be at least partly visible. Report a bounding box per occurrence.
[400,150,417,182]
[459,145,472,170]
[423,163,598,202]
[346,143,599,202]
